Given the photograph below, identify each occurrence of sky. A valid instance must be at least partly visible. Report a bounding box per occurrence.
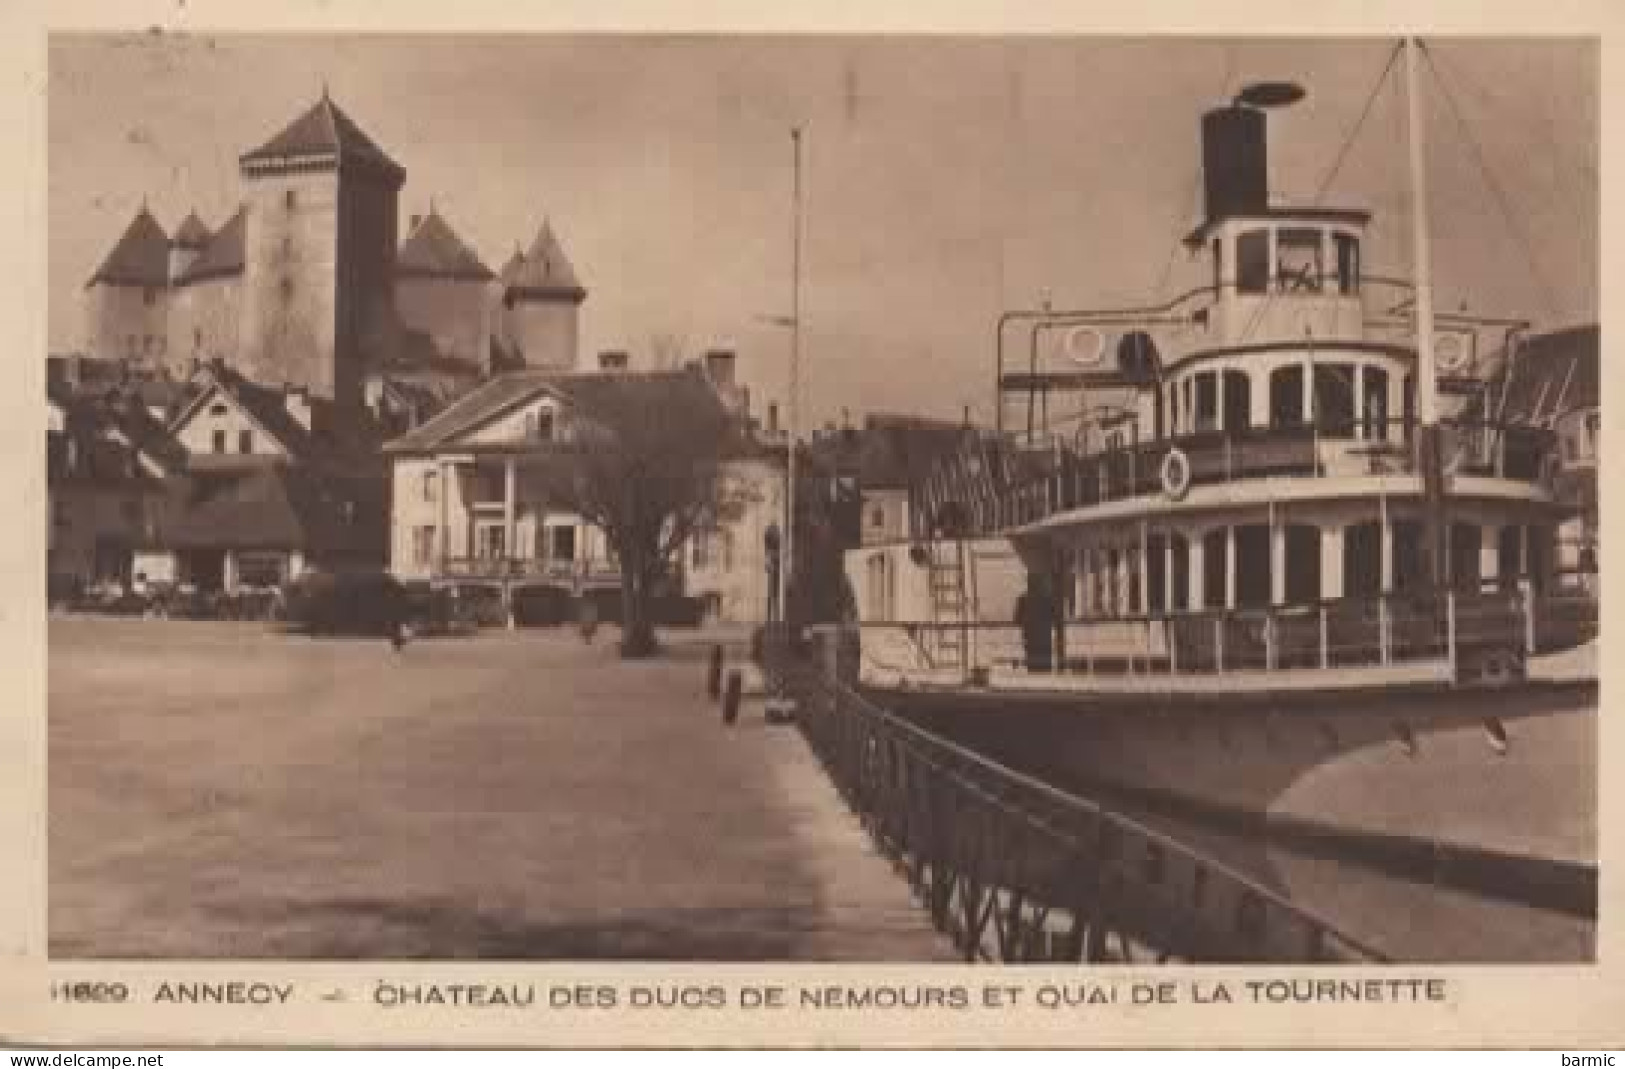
[48,34,1598,427]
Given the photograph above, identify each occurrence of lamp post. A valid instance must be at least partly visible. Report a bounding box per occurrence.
[757,125,805,628]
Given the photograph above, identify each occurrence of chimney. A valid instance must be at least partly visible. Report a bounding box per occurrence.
[703,348,736,387]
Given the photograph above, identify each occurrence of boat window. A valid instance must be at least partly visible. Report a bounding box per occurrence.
[1183,377,1195,433]
[1402,374,1416,440]
[1362,365,1390,441]
[1335,233,1361,295]
[1194,372,1218,433]
[1169,382,1182,435]
[1277,229,1324,294]
[1237,230,1270,294]
[1392,520,1425,593]
[1285,525,1322,604]
[1169,532,1190,612]
[1450,522,1482,592]
[1202,529,1228,610]
[1270,365,1305,427]
[1234,525,1271,608]
[1344,522,1382,598]
[1313,363,1357,438]
[1222,369,1251,432]
[1147,533,1167,614]
[1497,524,1523,590]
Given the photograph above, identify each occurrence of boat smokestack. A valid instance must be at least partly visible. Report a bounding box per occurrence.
[1201,104,1269,223]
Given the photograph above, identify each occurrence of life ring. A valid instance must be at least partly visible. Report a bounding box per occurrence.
[1161,447,1192,500]
[1065,325,1107,367]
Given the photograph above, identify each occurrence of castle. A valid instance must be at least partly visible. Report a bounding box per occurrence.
[82,89,588,413]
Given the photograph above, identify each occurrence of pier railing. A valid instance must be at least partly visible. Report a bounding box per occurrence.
[760,624,1387,964]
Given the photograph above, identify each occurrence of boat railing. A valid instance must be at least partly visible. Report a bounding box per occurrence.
[868,586,1568,685]
[916,417,1554,539]
[759,622,1388,963]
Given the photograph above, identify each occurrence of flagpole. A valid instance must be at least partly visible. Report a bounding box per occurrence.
[782,126,803,626]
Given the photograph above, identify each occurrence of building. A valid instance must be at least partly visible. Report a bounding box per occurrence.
[383,354,783,625]
[133,361,389,592]
[47,381,188,600]
[82,90,589,400]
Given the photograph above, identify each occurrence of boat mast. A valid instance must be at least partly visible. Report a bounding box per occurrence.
[1404,36,1448,589]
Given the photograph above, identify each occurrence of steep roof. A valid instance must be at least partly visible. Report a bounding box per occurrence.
[396,209,495,282]
[175,206,246,285]
[156,462,367,552]
[383,367,725,454]
[239,91,405,186]
[86,206,170,288]
[172,211,212,250]
[504,220,586,301]
[498,243,527,284]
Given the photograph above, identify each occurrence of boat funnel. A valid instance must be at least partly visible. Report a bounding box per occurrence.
[1200,104,1269,224]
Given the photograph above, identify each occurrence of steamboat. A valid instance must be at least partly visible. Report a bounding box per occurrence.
[841,41,1599,959]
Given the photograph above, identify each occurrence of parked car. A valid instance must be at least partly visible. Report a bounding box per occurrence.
[281,569,410,638]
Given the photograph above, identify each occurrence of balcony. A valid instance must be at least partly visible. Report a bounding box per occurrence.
[438,557,623,587]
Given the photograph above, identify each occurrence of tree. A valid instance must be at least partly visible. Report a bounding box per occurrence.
[546,368,740,658]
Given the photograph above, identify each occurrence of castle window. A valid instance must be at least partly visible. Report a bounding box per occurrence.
[211,429,226,454]
[285,189,297,210]
[238,430,253,454]
[280,277,294,301]
[194,328,203,351]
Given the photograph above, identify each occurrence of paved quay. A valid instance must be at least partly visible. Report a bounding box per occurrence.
[49,617,954,960]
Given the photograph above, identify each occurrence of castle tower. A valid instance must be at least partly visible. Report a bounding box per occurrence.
[499,219,586,371]
[236,90,405,412]
[168,211,212,285]
[84,205,171,365]
[394,205,495,371]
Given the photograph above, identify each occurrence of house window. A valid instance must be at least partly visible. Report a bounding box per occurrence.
[285,189,297,209]
[280,277,294,301]
[209,402,228,416]
[549,525,576,563]
[194,327,203,351]
[412,526,436,566]
[126,334,138,358]
[870,505,885,529]
[238,429,253,454]
[477,524,506,560]
[692,528,712,570]
[236,552,286,589]
[212,429,226,454]
[422,469,438,502]
[525,409,555,441]
[143,288,157,307]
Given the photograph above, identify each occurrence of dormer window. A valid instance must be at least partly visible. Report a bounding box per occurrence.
[526,409,555,441]
[1276,229,1324,294]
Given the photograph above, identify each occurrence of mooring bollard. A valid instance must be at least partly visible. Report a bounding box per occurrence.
[707,644,724,700]
[722,669,742,725]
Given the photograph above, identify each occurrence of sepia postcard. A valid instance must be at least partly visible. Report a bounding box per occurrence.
[1,0,1620,1050]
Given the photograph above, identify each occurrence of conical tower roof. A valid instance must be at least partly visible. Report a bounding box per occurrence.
[172,210,212,251]
[86,205,170,288]
[396,207,495,282]
[239,90,404,186]
[505,219,585,302]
